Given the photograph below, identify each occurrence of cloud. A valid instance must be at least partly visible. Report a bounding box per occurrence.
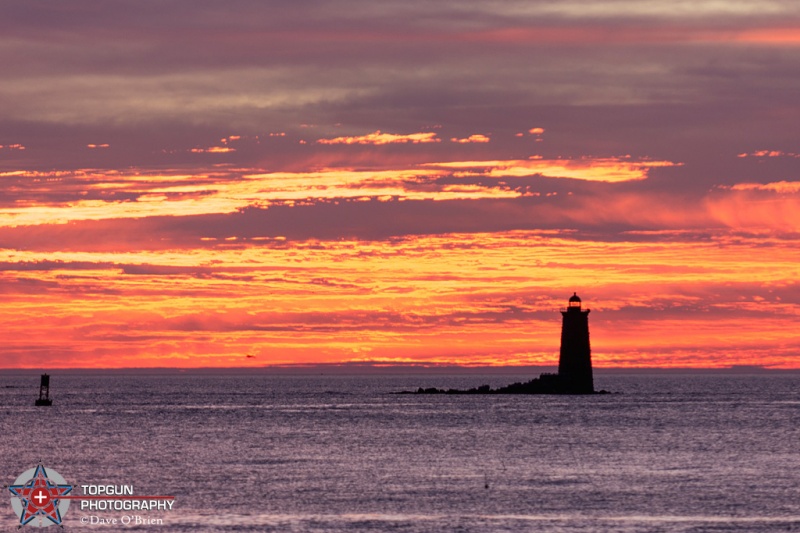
[0,156,680,227]
[726,181,800,193]
[0,1,798,368]
[450,134,490,144]
[705,188,800,231]
[1,154,798,252]
[427,157,680,183]
[457,25,800,46]
[2,227,799,368]
[737,150,800,158]
[317,131,440,145]
[190,146,236,153]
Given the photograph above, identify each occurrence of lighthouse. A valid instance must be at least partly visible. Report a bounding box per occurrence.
[558,293,594,393]
[408,292,607,395]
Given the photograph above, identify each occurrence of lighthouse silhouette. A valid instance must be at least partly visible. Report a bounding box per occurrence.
[558,292,594,393]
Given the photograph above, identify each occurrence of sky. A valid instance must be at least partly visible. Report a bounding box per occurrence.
[0,1,799,368]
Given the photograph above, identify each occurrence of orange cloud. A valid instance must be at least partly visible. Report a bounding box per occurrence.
[190,146,236,153]
[734,28,800,45]
[87,144,110,149]
[528,127,545,135]
[727,181,800,193]
[5,163,800,371]
[241,167,519,203]
[706,189,800,231]
[450,134,490,144]
[0,144,26,151]
[1,230,799,368]
[427,157,680,183]
[737,150,799,158]
[317,131,440,145]
[461,26,800,46]
[0,156,685,228]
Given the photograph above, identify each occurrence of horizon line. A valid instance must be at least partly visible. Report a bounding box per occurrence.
[1,363,797,374]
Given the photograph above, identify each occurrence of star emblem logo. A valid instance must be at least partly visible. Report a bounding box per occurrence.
[8,465,73,527]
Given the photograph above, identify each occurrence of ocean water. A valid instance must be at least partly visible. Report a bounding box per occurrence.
[1,373,799,532]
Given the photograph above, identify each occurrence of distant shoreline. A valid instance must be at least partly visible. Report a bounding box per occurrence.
[0,364,797,375]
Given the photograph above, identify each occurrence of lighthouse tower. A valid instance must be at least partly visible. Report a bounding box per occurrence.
[558,293,594,393]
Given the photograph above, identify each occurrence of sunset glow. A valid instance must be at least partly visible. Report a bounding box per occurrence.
[1,1,798,369]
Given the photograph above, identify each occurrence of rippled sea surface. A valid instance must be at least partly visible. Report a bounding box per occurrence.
[1,372,799,532]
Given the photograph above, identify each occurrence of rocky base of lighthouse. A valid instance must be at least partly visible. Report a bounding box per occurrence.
[400,373,610,395]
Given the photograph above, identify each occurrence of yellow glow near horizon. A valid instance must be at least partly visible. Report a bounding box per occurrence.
[0,230,798,368]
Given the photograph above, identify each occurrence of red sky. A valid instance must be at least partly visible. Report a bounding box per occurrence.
[0,2,798,368]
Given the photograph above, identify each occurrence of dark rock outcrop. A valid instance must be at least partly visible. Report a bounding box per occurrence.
[401,373,610,395]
